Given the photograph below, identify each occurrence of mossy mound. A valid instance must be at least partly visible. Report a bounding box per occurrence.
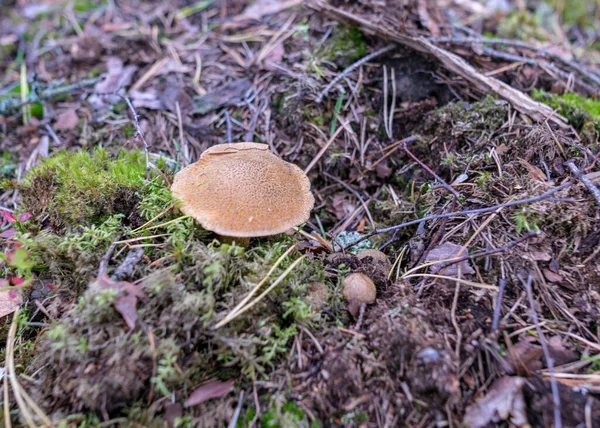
[10,149,334,424]
[18,148,152,230]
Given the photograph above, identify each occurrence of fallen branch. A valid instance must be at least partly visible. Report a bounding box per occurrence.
[307,0,568,127]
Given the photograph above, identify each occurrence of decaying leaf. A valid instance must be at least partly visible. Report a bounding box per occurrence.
[89,57,138,109]
[464,377,529,428]
[192,78,252,115]
[184,379,235,408]
[91,274,147,330]
[226,0,301,27]
[54,109,79,130]
[505,336,543,374]
[425,242,475,276]
[0,288,23,318]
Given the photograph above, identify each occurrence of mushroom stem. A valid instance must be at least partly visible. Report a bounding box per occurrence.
[217,235,251,247]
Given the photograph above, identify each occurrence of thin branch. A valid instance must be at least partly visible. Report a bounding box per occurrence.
[345,181,574,250]
[565,160,600,204]
[492,278,506,332]
[316,44,396,102]
[401,139,460,197]
[520,272,562,428]
[109,94,151,180]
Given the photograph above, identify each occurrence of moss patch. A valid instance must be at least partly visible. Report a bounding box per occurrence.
[533,90,600,145]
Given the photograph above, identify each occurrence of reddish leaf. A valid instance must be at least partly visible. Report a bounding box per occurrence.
[10,276,24,286]
[184,380,235,408]
[18,212,32,222]
[0,229,17,238]
[1,210,15,223]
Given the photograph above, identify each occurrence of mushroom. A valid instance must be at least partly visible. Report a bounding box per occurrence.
[341,273,376,316]
[356,249,392,277]
[306,282,329,313]
[171,143,315,245]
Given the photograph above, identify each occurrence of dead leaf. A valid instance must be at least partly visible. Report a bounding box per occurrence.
[331,193,355,220]
[263,43,285,70]
[184,380,235,408]
[0,288,23,318]
[54,109,79,130]
[542,268,562,283]
[192,78,252,115]
[547,336,578,367]
[89,57,138,109]
[226,0,301,27]
[130,90,162,110]
[519,159,547,182]
[505,336,543,374]
[464,377,529,428]
[164,402,183,428]
[91,274,147,330]
[530,251,552,261]
[425,242,475,277]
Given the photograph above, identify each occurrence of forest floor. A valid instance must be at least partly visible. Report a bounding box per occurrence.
[1,0,600,427]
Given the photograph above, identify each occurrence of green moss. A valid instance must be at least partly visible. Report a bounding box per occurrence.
[319,26,368,65]
[532,90,600,143]
[19,148,150,228]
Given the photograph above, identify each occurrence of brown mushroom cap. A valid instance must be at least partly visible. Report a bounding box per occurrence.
[356,249,392,276]
[307,282,329,312]
[341,273,376,305]
[171,143,315,237]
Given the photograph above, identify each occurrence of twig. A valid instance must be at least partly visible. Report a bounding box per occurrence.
[228,391,245,428]
[492,279,506,332]
[316,45,395,102]
[304,120,347,174]
[107,94,151,180]
[225,110,233,144]
[520,272,562,428]
[98,240,119,277]
[432,36,600,88]
[344,181,574,250]
[437,232,538,272]
[401,139,460,197]
[244,99,265,142]
[565,160,600,204]
[111,248,144,282]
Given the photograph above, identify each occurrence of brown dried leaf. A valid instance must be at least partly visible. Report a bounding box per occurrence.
[184,380,235,408]
[89,57,138,109]
[505,336,543,374]
[0,290,22,318]
[542,268,562,283]
[519,159,547,182]
[529,251,552,261]
[425,242,475,276]
[54,109,79,130]
[229,0,301,24]
[92,274,147,330]
[192,78,252,115]
[464,377,529,428]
